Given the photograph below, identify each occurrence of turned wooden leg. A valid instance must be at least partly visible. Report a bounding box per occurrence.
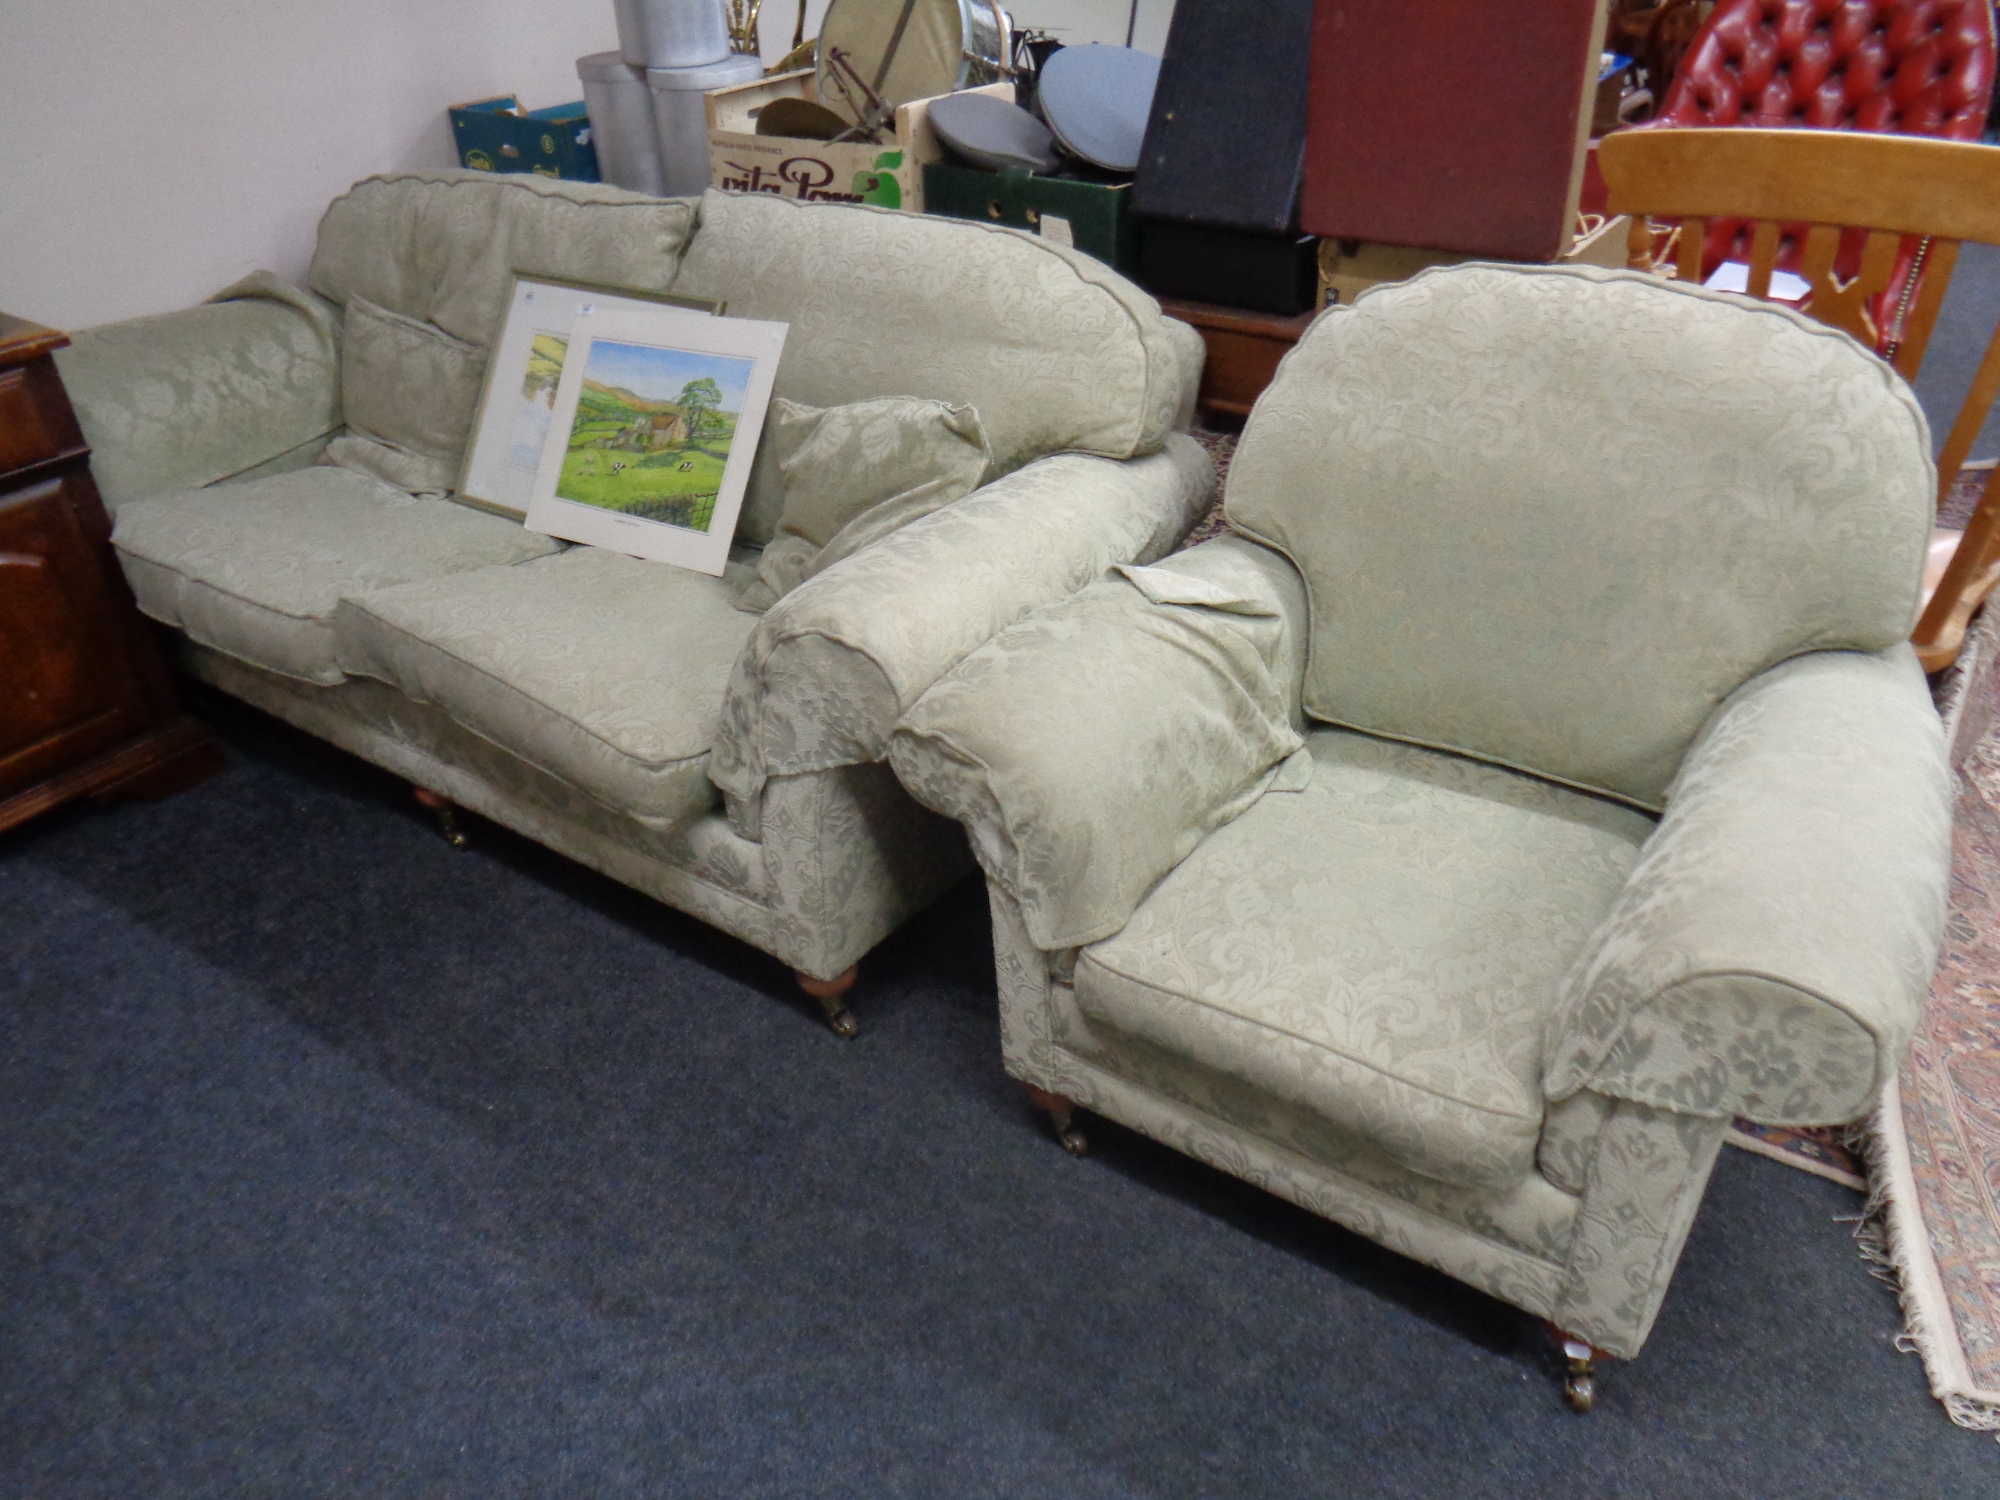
[412,786,472,850]
[796,965,859,1039]
[1026,1085,1089,1157]
[1549,1325,1606,1413]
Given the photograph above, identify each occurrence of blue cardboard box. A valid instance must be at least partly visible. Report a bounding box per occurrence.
[450,95,600,181]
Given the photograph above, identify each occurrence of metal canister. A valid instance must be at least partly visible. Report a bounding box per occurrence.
[615,0,734,70]
[647,53,765,197]
[577,51,668,194]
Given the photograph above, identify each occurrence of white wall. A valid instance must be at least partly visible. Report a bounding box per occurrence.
[0,0,1175,333]
[1007,0,1175,52]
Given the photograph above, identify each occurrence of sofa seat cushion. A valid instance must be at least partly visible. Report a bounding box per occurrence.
[1073,727,1655,1192]
[111,466,562,685]
[334,546,758,828]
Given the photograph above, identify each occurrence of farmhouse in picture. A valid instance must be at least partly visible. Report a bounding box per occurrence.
[615,407,689,450]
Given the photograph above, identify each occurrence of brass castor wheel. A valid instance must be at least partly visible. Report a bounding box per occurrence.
[413,786,472,850]
[796,966,860,1039]
[1026,1086,1089,1156]
[1564,1370,1595,1413]
[1556,1331,1600,1414]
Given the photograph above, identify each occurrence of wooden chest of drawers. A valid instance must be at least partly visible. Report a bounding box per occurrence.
[0,312,220,832]
[1156,296,1316,422]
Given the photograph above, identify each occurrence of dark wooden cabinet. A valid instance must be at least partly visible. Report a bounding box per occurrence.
[0,312,220,832]
[1156,296,1315,422]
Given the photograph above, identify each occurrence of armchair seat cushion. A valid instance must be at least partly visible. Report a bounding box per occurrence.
[111,466,561,685]
[335,546,756,828]
[1073,727,1654,1191]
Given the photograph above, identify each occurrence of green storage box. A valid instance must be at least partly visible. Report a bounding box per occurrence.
[922,164,1135,274]
[450,95,601,182]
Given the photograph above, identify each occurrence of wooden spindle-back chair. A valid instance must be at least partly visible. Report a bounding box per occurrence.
[1600,124,2000,671]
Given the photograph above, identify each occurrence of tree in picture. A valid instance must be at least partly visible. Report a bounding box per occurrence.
[678,376,723,444]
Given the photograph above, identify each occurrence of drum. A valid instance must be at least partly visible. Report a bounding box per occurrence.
[815,0,1009,131]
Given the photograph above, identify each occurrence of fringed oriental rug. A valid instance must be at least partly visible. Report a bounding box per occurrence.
[1869,595,2000,1436]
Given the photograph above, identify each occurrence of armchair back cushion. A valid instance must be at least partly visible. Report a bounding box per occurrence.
[1226,263,1934,810]
[668,189,1190,477]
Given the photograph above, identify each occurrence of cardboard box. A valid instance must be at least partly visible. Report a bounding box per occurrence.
[450,96,601,182]
[704,71,1011,213]
[922,164,1136,274]
[1317,214,1631,308]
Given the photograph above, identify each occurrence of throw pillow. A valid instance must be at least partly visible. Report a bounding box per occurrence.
[734,395,991,612]
[328,293,487,494]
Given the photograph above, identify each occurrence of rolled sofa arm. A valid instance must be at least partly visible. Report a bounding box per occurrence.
[1161,316,1205,433]
[53,271,341,507]
[1544,646,1953,1125]
[708,435,1214,836]
[888,533,1311,950]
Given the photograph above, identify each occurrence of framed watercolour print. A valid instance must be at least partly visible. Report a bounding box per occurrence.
[524,303,788,575]
[458,275,722,519]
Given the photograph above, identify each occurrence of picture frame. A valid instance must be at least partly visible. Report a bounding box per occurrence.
[457,274,724,520]
[524,302,789,576]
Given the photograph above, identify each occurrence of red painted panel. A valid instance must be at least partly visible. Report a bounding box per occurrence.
[1302,0,1604,261]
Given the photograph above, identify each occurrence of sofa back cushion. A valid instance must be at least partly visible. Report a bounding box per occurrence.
[668,189,1187,477]
[337,293,487,492]
[1224,263,1933,811]
[307,172,696,492]
[309,170,698,348]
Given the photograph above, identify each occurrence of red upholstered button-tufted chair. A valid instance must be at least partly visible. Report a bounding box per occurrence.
[1648,0,1995,349]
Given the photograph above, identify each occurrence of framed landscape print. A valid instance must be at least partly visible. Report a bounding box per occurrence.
[458,275,722,519]
[524,302,788,575]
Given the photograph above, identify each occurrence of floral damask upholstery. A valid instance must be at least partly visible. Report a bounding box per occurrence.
[58,169,1211,1005]
[889,263,1954,1372]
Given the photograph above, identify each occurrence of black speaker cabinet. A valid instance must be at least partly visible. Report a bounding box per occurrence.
[1131,0,1315,311]
[1137,222,1319,316]
[1132,0,1314,232]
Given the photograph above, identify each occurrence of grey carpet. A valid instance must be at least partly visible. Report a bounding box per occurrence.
[2,693,1993,1497]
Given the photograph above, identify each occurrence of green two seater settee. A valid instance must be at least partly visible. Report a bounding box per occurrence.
[57,170,1212,1028]
[889,263,1954,1402]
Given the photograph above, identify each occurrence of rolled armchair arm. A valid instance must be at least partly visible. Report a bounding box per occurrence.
[54,271,341,507]
[708,436,1214,836]
[1545,646,1953,1125]
[888,533,1310,950]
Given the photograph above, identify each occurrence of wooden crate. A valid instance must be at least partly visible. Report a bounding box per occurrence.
[1318,214,1632,308]
[705,71,1012,213]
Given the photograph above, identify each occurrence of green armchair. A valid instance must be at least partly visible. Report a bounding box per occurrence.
[888,263,1954,1405]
